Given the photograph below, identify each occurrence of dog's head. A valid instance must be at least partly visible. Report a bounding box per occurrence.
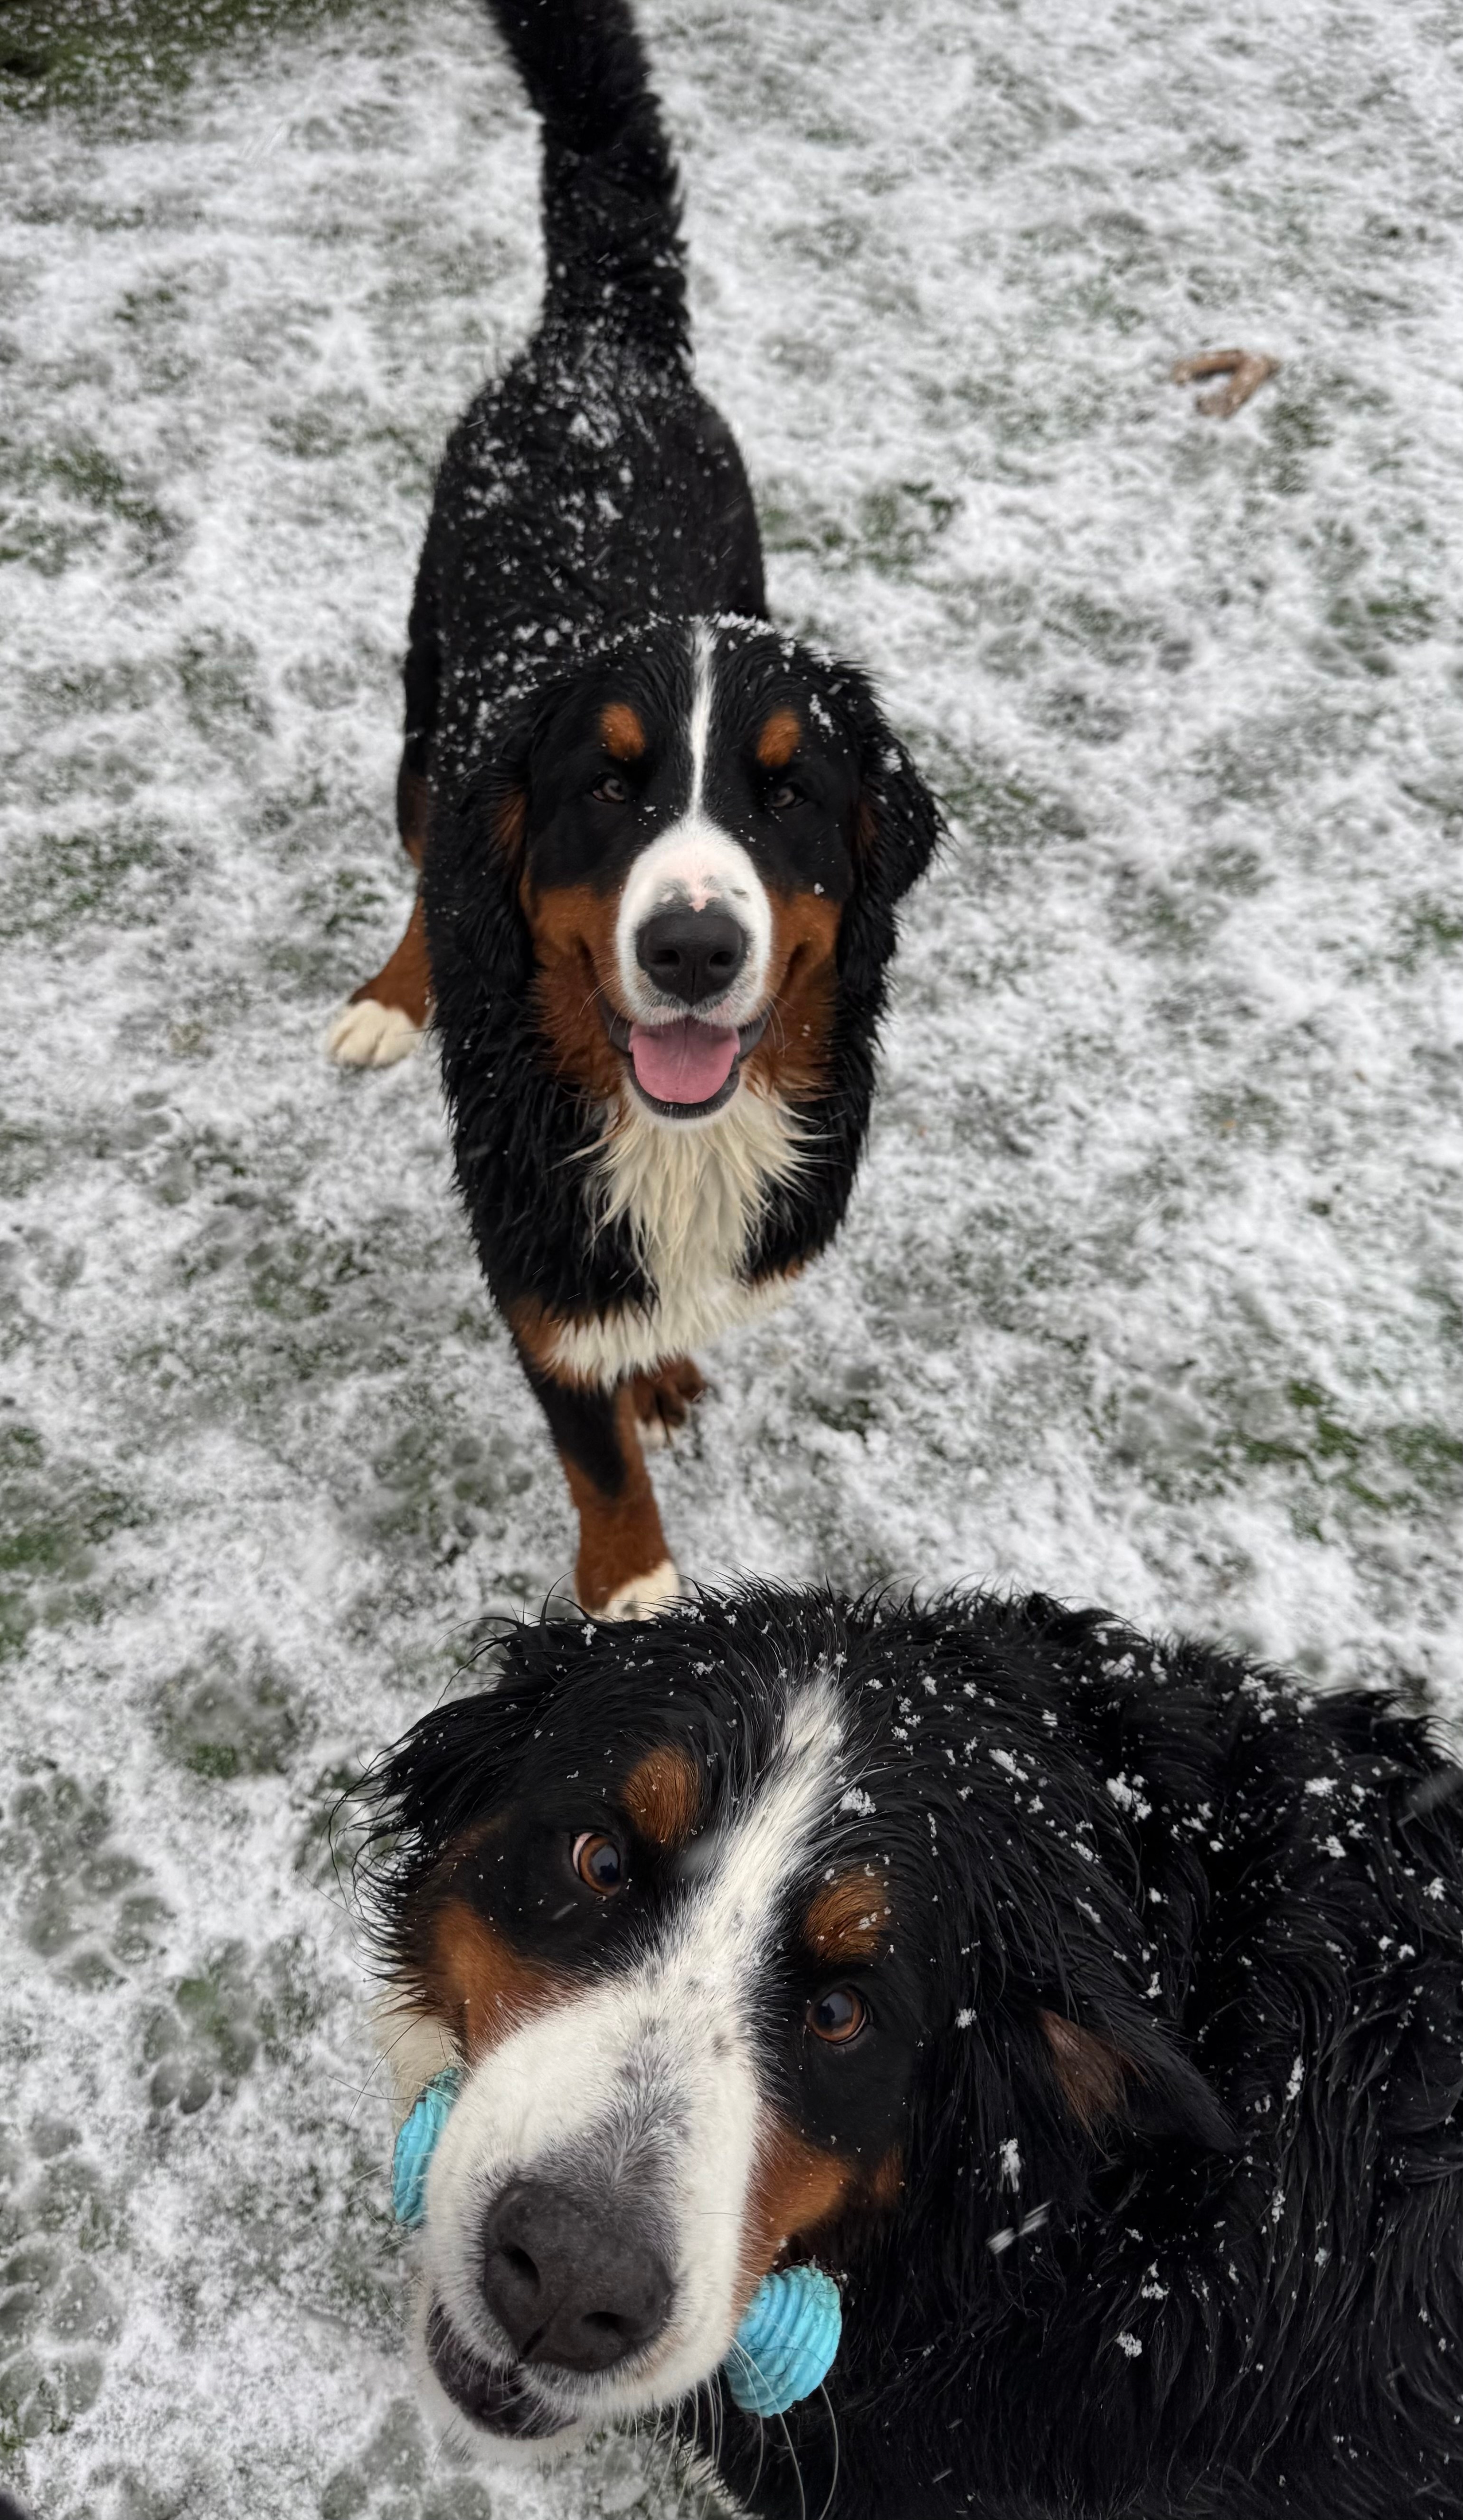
[362,1588,1234,2461]
[441,617,940,1125]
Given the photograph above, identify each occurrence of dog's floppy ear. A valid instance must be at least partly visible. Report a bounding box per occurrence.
[852,711,944,910]
[355,1639,563,1961]
[1039,2007,1236,2155]
[426,677,581,1009]
[459,688,548,877]
[829,666,943,1008]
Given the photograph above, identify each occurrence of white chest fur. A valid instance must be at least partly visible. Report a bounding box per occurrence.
[548,1085,805,1384]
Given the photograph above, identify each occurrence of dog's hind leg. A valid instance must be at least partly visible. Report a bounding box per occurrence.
[326,589,439,1068]
[521,1362,680,1620]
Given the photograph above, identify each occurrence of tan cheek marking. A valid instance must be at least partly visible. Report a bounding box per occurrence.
[600,702,646,761]
[622,1743,702,1849]
[420,1897,571,2063]
[804,1867,893,1961]
[521,877,625,1094]
[868,2146,905,2207]
[495,786,528,861]
[755,708,802,770]
[743,890,841,1103]
[1039,2008,1129,2132]
[738,2113,858,2305]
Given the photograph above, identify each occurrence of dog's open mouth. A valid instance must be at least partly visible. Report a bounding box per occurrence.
[602,1003,769,1118]
[426,2298,573,2440]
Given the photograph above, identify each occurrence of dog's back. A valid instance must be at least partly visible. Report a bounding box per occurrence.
[412,0,765,801]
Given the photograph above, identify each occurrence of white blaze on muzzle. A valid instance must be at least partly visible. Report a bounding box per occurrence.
[405,1673,847,2440]
[614,816,773,1031]
[613,622,773,1037]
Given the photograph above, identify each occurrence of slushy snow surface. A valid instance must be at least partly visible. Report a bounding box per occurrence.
[3,0,1462,2509]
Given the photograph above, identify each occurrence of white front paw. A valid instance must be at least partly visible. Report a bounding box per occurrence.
[326,999,425,1068]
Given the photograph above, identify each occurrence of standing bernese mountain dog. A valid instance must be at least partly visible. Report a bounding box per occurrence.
[327,0,941,1617]
[363,1584,1463,2519]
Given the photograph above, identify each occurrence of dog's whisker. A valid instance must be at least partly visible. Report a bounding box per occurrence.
[813,2383,839,2520]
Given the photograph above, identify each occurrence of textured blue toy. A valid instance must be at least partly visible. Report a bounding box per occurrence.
[391,2071,841,2414]
[392,2067,462,2227]
[722,2263,842,2415]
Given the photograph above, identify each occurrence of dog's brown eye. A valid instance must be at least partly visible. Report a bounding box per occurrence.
[768,781,799,810]
[807,1987,865,2044]
[593,773,628,805]
[572,1830,624,1894]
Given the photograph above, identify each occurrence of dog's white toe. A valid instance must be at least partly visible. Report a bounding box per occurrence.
[326,999,424,1068]
[598,1558,680,1621]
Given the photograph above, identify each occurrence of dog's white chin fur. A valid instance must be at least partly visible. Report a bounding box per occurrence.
[549,1084,805,1385]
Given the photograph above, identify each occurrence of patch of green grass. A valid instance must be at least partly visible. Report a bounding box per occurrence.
[924,747,1086,864]
[1253,379,1336,500]
[140,1935,321,2118]
[1396,896,1463,969]
[0,1771,171,1978]
[0,1426,150,1660]
[155,1642,305,1781]
[1196,1084,1286,1146]
[0,435,175,575]
[0,2124,127,2452]
[758,476,957,581]
[0,0,362,121]
[365,1412,534,1558]
[0,1126,50,1200]
[0,816,183,945]
[854,479,958,578]
[1225,1381,1459,1517]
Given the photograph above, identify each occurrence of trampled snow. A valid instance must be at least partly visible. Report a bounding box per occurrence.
[2,0,1461,2509]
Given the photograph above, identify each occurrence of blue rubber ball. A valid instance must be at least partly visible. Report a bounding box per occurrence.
[725,2264,842,2416]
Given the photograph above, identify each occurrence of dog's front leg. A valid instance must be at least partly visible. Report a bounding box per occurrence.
[518,1359,680,1620]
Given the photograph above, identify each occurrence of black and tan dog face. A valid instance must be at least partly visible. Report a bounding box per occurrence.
[370,1648,924,2456]
[498,617,926,1119]
[366,1590,1239,2464]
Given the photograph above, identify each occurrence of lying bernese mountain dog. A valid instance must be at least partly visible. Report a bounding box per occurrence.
[327,0,940,1617]
[362,1584,1463,2520]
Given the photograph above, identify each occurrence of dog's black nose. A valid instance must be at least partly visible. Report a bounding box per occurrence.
[481,2180,672,2374]
[636,904,747,1007]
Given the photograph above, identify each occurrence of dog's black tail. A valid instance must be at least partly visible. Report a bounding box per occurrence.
[484,0,689,363]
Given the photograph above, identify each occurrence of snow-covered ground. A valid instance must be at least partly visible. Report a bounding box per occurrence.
[2,0,1461,2508]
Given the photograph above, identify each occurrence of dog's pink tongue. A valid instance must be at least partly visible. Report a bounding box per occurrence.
[629,1017,739,1106]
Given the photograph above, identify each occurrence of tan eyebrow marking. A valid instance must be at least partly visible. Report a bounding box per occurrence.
[755,707,802,770]
[805,1866,893,1960]
[600,701,646,760]
[1039,2009,1129,2132]
[622,1742,702,1848]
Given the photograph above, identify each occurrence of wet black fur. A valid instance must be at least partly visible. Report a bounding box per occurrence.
[406,0,941,1380]
[364,1584,1463,2519]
